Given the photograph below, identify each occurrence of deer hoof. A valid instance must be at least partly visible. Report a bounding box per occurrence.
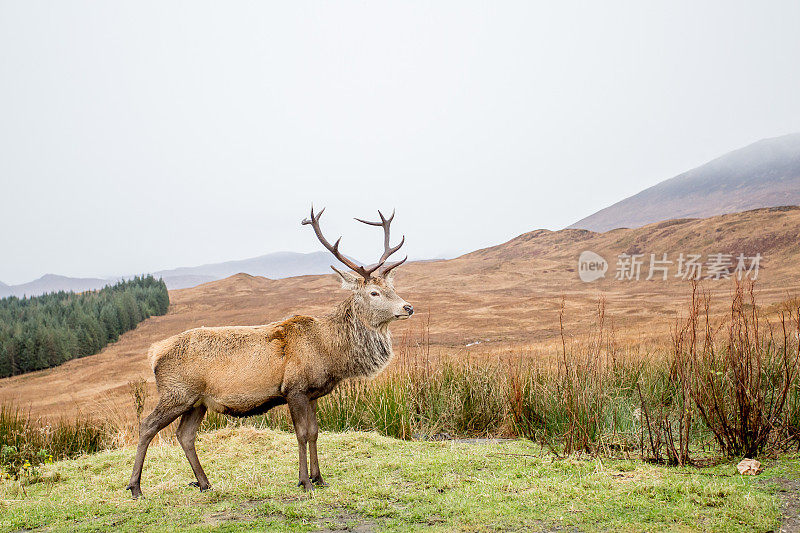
[126,484,143,499]
[189,481,211,492]
[311,476,328,487]
[298,480,314,492]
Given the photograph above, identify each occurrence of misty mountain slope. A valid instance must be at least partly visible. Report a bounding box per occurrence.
[0,282,10,299]
[570,133,800,232]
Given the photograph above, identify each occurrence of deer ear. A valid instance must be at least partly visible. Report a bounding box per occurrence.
[331,266,360,290]
[382,269,397,287]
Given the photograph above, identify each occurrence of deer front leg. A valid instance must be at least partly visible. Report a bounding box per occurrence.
[307,399,327,487]
[126,398,188,499]
[287,393,314,491]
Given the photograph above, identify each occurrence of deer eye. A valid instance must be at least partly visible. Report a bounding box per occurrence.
[370,291,380,297]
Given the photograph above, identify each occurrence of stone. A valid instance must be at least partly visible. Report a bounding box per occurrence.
[736,458,763,475]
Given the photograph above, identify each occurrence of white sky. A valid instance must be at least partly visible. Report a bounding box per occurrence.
[1,1,799,285]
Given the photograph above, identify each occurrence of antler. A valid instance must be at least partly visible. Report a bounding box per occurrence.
[302,206,384,280]
[302,206,407,280]
[354,209,407,277]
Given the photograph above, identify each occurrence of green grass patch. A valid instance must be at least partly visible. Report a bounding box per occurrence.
[1,427,795,532]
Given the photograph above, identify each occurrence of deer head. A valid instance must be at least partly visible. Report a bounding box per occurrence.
[302,207,413,327]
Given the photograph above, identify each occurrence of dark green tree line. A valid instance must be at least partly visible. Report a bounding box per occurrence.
[0,276,169,378]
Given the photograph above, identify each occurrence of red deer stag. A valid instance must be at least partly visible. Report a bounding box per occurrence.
[126,207,412,498]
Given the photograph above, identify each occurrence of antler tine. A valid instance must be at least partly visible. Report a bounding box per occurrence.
[354,209,406,277]
[302,206,370,278]
[380,255,407,277]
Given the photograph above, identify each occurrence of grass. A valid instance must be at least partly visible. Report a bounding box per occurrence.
[0,426,795,532]
[5,282,796,476]
[2,283,799,530]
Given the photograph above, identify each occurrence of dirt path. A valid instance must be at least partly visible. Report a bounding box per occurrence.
[773,478,800,533]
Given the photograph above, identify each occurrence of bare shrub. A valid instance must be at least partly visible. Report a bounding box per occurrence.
[686,281,799,457]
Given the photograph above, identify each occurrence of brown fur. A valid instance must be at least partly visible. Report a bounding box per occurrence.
[126,273,412,498]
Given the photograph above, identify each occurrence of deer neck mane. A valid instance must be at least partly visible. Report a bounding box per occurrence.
[326,296,393,379]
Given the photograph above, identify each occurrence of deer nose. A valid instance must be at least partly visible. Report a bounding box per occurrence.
[403,305,414,315]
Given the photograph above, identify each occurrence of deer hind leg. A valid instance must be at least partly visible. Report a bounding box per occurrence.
[126,396,190,499]
[176,405,210,492]
[287,393,313,491]
[307,400,327,487]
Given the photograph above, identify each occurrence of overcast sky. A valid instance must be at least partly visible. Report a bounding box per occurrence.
[1,1,799,285]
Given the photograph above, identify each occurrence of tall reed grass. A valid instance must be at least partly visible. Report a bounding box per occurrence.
[0,405,109,479]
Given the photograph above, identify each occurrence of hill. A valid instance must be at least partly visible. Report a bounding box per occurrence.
[570,133,800,232]
[0,251,363,297]
[153,251,349,289]
[1,207,799,418]
[0,252,366,298]
[0,276,169,378]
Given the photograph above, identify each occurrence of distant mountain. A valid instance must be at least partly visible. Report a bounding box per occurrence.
[4,274,111,298]
[154,251,347,289]
[0,251,354,297]
[569,133,800,232]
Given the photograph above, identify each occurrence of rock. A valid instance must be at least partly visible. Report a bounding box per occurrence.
[737,458,763,475]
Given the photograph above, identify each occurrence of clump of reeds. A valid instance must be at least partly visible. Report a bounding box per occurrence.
[508,297,646,456]
[637,282,702,465]
[0,405,108,480]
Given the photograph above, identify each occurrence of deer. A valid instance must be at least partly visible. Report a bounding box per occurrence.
[125,207,413,499]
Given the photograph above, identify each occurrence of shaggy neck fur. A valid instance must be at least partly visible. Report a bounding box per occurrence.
[327,296,393,379]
